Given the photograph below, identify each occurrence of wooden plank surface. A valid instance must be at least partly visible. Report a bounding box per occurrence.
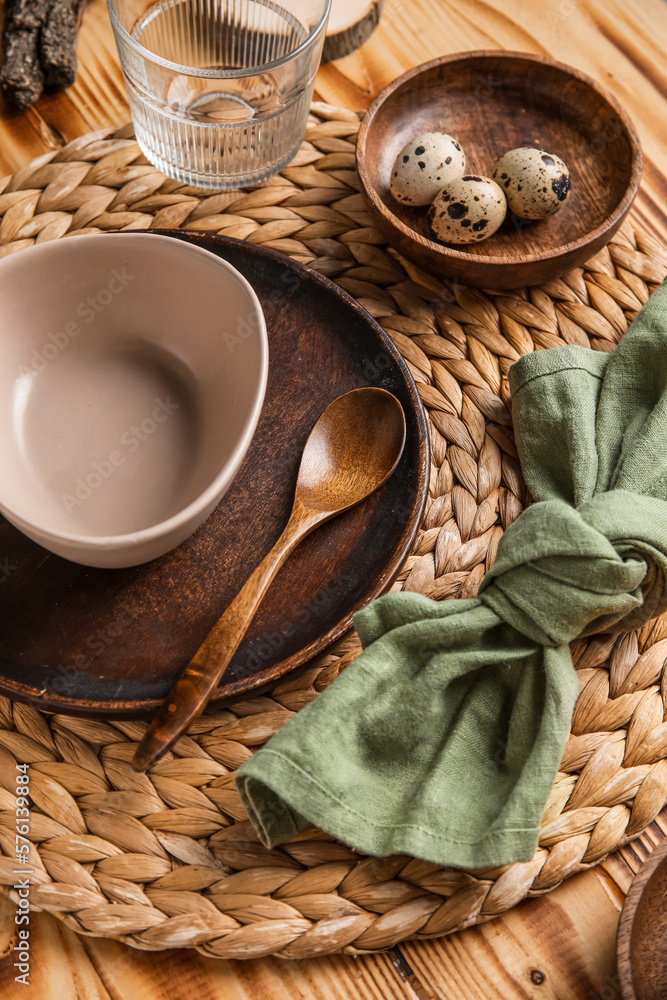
[0,0,666,997]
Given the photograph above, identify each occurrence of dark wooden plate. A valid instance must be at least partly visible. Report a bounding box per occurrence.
[0,231,429,717]
[617,836,667,1000]
[356,51,642,289]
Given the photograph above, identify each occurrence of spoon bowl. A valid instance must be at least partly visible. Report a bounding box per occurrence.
[296,388,406,511]
[133,387,406,771]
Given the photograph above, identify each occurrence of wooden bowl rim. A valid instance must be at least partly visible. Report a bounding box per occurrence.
[356,49,643,269]
[617,835,667,1000]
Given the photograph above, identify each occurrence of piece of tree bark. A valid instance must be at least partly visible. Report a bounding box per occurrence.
[7,0,52,29]
[40,0,84,87]
[321,0,384,63]
[1,0,84,106]
[1,28,43,107]
[0,0,49,108]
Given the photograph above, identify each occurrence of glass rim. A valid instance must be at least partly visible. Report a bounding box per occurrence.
[107,0,332,79]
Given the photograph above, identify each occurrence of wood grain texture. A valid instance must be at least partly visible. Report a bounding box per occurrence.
[0,0,666,996]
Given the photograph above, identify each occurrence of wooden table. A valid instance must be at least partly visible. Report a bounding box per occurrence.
[1,1,667,996]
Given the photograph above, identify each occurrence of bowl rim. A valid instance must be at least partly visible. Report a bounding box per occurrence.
[616,835,667,1000]
[356,49,643,269]
[106,0,332,82]
[0,231,269,555]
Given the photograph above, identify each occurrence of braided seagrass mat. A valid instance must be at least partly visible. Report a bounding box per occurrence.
[0,103,667,961]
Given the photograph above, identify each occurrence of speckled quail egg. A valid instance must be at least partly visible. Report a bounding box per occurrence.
[389,132,466,207]
[429,175,507,244]
[492,147,571,220]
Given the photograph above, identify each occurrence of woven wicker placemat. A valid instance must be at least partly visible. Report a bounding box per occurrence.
[0,103,666,960]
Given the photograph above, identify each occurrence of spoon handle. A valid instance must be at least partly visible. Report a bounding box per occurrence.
[132,503,324,772]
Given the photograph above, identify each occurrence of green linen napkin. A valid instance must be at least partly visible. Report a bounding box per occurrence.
[235,280,667,868]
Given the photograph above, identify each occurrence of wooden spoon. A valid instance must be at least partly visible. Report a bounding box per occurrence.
[132,388,406,772]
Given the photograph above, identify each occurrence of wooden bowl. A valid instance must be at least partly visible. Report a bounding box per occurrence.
[617,837,667,1000]
[356,51,642,289]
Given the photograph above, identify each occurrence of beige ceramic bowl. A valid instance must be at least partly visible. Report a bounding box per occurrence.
[0,233,268,568]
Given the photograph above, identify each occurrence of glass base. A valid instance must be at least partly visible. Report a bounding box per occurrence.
[134,134,303,189]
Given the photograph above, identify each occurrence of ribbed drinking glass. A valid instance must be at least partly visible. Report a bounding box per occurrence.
[107,0,331,188]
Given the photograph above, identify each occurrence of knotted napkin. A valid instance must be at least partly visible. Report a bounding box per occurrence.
[235,280,667,867]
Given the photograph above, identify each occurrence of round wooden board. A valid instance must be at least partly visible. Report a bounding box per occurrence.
[0,231,429,716]
[322,0,384,63]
